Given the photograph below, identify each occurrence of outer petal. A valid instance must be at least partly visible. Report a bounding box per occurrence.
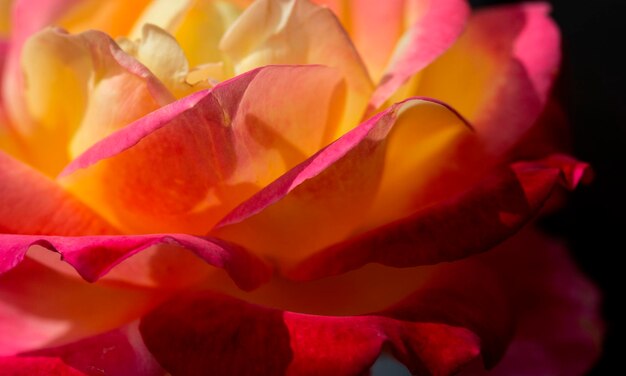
[287,155,589,280]
[459,229,603,375]
[0,151,117,237]
[139,291,483,376]
[24,322,165,376]
[220,0,373,134]
[213,98,471,268]
[59,65,347,235]
[0,259,159,355]
[407,3,560,158]
[16,28,173,176]
[0,233,271,291]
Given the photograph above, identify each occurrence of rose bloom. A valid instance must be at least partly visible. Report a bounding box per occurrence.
[0,0,603,375]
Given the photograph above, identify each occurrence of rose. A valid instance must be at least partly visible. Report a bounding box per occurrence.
[0,0,602,374]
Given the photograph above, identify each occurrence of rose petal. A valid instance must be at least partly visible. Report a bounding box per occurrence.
[0,151,117,238]
[287,155,589,280]
[213,97,471,268]
[0,259,160,355]
[139,291,483,376]
[0,233,271,291]
[367,0,469,110]
[59,65,347,235]
[17,28,173,176]
[0,357,85,376]
[220,0,373,135]
[459,229,603,375]
[24,322,165,376]
[408,3,560,157]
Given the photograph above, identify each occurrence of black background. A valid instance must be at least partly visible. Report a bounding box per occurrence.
[469,0,624,374]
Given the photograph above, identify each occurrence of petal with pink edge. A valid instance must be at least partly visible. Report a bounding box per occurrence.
[0,233,271,291]
[407,3,560,158]
[16,28,173,176]
[287,155,589,280]
[0,259,160,355]
[220,0,373,134]
[0,151,117,237]
[213,97,471,269]
[59,65,347,235]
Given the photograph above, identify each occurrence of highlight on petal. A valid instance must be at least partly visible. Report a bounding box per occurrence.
[213,97,471,268]
[59,65,347,235]
[16,28,173,176]
[0,233,271,291]
[0,151,117,238]
[287,155,590,281]
[220,0,373,134]
[403,2,560,158]
[0,259,160,355]
[139,291,482,376]
[24,322,165,376]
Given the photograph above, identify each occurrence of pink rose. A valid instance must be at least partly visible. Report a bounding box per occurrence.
[0,0,602,375]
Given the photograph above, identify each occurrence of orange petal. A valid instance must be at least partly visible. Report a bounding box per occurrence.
[59,65,347,235]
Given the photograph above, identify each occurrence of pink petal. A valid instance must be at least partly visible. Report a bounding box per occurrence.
[59,65,348,235]
[287,155,590,280]
[459,229,603,375]
[0,151,117,237]
[213,97,471,268]
[139,291,482,375]
[412,3,560,158]
[0,357,85,376]
[24,322,165,376]
[0,259,160,355]
[368,0,470,110]
[0,233,271,291]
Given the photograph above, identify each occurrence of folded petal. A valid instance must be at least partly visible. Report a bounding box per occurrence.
[0,233,271,291]
[220,0,373,134]
[0,259,160,355]
[406,3,560,158]
[59,65,347,235]
[288,155,589,280]
[139,290,483,375]
[24,322,165,376]
[16,28,173,176]
[0,151,117,237]
[213,98,471,268]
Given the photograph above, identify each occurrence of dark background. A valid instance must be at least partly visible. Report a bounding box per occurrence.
[470,0,624,374]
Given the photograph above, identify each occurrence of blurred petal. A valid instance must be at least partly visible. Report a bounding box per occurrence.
[139,291,483,376]
[408,3,560,157]
[288,155,589,280]
[0,151,117,237]
[0,233,271,291]
[0,357,84,376]
[459,229,603,375]
[18,28,172,175]
[220,0,373,134]
[56,0,151,37]
[24,322,165,376]
[0,259,159,355]
[214,98,470,268]
[59,65,346,235]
